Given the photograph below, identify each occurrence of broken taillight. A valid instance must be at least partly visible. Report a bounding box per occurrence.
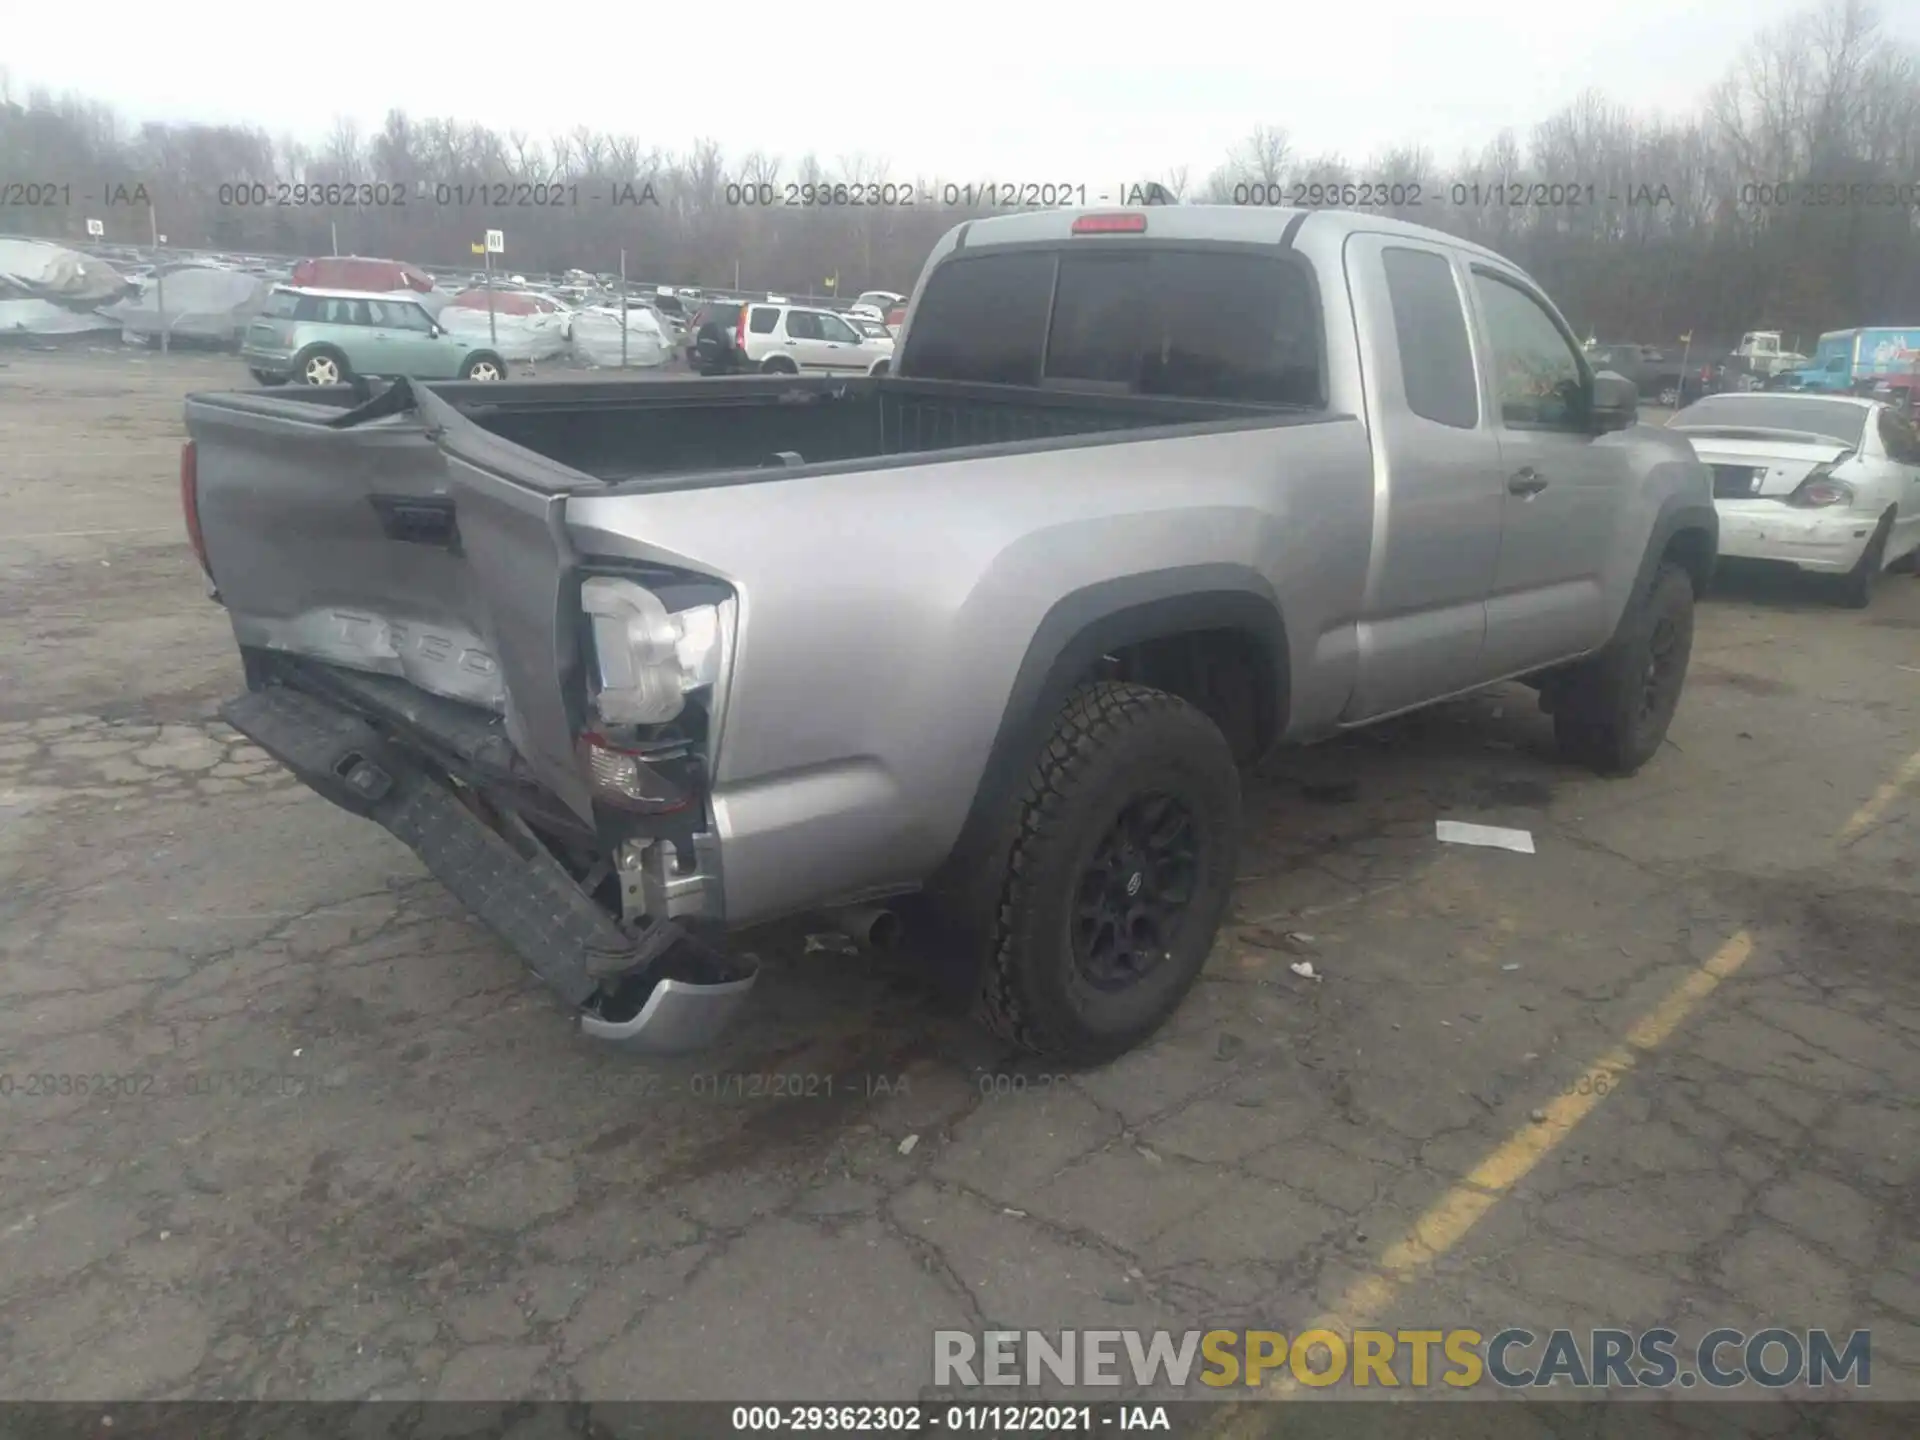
[577,733,694,813]
[180,439,212,578]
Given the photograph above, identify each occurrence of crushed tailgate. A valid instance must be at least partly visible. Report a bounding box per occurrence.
[187,379,606,821]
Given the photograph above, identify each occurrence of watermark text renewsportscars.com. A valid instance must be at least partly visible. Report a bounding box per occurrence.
[934,1327,1872,1390]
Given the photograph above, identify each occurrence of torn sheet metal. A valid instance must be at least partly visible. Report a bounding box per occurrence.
[1435,820,1536,854]
[99,267,270,343]
[0,238,133,306]
[438,292,570,361]
[0,299,120,337]
[570,305,671,368]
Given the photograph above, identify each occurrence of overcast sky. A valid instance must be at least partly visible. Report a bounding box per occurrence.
[7,0,1913,181]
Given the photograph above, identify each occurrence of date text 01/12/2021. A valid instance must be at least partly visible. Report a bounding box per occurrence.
[211,179,1166,211]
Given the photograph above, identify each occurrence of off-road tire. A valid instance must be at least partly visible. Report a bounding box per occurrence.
[1836,513,1893,609]
[1552,562,1695,776]
[976,682,1240,1064]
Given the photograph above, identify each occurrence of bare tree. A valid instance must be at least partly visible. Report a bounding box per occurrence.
[8,0,1920,324]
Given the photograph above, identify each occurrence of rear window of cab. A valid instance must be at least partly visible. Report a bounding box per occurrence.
[899,247,1324,406]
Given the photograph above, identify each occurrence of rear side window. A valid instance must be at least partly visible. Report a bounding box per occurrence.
[899,252,1056,386]
[748,307,778,335]
[786,310,823,340]
[1878,406,1920,463]
[261,290,301,320]
[1381,247,1478,428]
[313,297,367,326]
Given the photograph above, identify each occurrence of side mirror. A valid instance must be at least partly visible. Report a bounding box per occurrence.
[1590,370,1638,433]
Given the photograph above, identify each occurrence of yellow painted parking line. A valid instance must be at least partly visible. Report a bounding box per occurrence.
[1838,747,1920,844]
[1242,933,1751,1392]
[1210,743,1920,1428]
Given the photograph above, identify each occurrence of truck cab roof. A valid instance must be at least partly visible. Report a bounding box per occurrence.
[949,204,1520,271]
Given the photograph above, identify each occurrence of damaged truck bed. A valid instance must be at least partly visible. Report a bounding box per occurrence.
[188,360,1280,1052]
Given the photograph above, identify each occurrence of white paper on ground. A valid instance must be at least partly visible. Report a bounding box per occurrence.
[1435,820,1536,854]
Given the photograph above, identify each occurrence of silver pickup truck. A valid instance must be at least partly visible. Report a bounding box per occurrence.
[182,206,1716,1063]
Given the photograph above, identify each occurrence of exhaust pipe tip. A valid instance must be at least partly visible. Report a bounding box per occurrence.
[827,905,904,952]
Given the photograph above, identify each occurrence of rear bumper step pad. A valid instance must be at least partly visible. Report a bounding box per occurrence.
[219,684,757,1049]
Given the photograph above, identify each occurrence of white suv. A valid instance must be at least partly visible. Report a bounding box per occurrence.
[739,304,894,375]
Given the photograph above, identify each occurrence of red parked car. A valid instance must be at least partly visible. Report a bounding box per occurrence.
[289,255,434,294]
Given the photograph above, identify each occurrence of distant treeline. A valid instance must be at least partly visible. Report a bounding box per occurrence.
[4,0,1919,344]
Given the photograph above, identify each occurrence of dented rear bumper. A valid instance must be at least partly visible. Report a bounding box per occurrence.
[218,678,756,1052]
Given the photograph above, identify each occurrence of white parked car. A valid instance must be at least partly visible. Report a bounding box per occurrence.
[854,289,905,314]
[1668,391,1920,607]
[740,302,894,374]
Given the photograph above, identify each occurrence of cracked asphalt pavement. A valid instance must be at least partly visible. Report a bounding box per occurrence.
[1,351,1916,1405]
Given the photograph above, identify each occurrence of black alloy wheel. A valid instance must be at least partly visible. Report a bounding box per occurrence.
[1071,792,1198,992]
[1639,612,1686,728]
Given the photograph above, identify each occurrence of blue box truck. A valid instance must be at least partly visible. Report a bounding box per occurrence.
[1781,327,1920,391]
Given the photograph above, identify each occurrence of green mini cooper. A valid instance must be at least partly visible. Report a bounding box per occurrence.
[241,286,509,385]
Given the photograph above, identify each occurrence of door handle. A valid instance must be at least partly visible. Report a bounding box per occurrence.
[369,495,460,552]
[783,340,798,346]
[1508,467,1549,496]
